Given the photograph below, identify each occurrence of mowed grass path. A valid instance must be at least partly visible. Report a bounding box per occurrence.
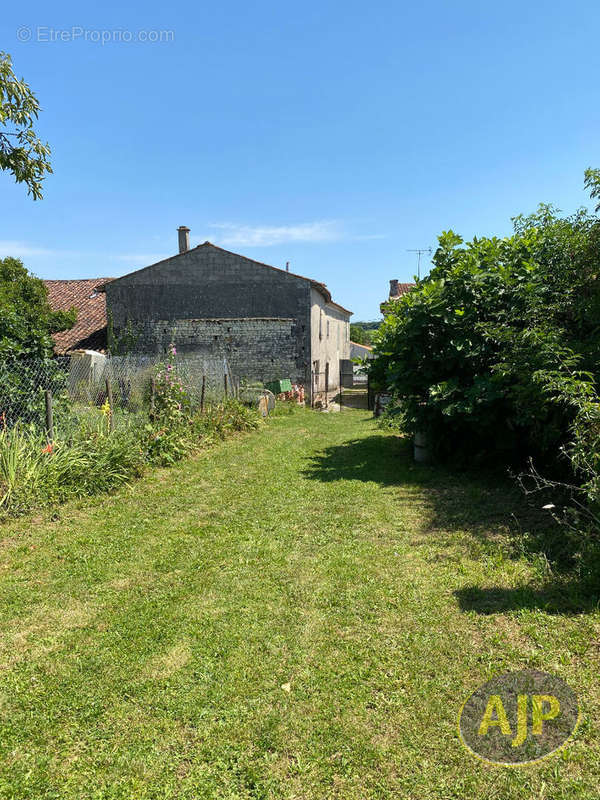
[0,409,598,799]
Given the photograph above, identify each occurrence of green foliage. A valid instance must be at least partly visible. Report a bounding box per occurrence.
[0,397,261,516]
[0,425,146,514]
[369,173,600,491]
[0,257,76,360]
[350,321,380,345]
[0,346,262,515]
[584,167,600,213]
[0,51,52,200]
[0,257,76,425]
[350,325,369,345]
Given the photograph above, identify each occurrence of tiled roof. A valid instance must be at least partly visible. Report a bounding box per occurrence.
[43,279,114,354]
[380,281,416,314]
[389,283,415,299]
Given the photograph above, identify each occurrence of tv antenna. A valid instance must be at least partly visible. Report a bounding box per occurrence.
[407,247,432,280]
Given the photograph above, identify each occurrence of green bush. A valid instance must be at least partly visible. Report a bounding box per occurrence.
[369,173,600,486]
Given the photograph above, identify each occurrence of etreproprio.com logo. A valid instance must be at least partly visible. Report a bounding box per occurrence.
[16,26,175,45]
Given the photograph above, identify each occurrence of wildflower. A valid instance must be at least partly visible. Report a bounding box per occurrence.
[42,442,54,454]
[101,399,111,417]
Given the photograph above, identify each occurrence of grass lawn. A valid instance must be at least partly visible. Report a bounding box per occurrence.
[0,408,598,798]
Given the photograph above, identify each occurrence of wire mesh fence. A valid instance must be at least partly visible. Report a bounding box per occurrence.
[0,353,240,434]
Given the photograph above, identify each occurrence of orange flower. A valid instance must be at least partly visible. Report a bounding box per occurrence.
[42,442,54,454]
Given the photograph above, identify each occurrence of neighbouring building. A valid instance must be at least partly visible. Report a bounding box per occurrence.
[380,278,415,315]
[43,279,113,354]
[349,341,373,360]
[99,228,351,401]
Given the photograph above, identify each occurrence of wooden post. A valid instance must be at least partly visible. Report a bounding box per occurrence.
[324,362,329,408]
[105,377,115,432]
[339,363,342,412]
[201,375,206,413]
[150,377,156,419]
[224,374,228,399]
[45,390,54,441]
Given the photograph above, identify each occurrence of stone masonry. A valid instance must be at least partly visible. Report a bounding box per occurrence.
[129,317,298,383]
[104,239,351,399]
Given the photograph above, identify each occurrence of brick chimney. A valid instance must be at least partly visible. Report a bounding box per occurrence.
[178,226,190,254]
[389,279,399,298]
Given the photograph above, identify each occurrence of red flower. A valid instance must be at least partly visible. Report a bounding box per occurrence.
[42,442,54,454]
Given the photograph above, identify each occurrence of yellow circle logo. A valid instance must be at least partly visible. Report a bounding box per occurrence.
[458,670,580,765]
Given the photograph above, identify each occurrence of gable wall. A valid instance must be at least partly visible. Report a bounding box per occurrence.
[105,246,312,386]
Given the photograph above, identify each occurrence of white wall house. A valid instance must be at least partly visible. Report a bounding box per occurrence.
[310,287,351,400]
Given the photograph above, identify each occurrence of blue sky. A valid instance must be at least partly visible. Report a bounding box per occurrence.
[1,0,599,319]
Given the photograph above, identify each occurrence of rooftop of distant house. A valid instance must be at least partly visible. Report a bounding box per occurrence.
[44,279,113,354]
[380,278,416,314]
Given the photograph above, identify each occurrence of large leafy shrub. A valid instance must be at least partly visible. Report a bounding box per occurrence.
[370,175,600,480]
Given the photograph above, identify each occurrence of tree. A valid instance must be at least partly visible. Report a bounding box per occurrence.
[0,51,52,199]
[0,257,76,425]
[585,167,600,213]
[350,324,369,345]
[369,171,600,474]
[0,257,75,360]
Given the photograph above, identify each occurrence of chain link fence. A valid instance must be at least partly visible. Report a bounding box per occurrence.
[0,353,240,434]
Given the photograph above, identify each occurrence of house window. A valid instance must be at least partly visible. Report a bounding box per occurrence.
[327,320,330,338]
[319,310,323,340]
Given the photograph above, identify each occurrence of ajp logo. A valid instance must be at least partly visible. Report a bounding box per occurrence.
[458,670,579,765]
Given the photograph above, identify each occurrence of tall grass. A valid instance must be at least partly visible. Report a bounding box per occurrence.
[0,400,261,519]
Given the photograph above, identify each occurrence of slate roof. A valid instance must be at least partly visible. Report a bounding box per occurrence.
[43,279,114,353]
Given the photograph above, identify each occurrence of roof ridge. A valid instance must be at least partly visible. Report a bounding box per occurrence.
[100,241,352,314]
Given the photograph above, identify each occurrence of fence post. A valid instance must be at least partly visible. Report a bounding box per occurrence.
[325,362,329,408]
[150,377,156,419]
[339,363,342,412]
[45,390,54,441]
[105,377,115,432]
[224,374,228,399]
[201,375,206,413]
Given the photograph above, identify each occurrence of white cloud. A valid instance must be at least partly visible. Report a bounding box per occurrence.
[208,220,344,247]
[0,241,167,269]
[0,240,62,258]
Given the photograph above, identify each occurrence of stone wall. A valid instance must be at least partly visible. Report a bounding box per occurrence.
[106,244,312,386]
[121,317,300,384]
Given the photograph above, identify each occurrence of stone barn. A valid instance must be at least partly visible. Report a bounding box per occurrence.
[102,227,352,401]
